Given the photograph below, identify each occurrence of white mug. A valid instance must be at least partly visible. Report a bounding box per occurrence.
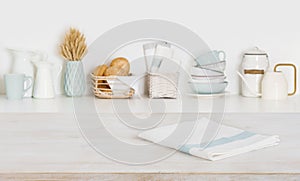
[4,73,33,100]
[262,64,297,100]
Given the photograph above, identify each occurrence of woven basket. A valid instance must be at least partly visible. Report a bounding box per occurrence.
[148,72,179,99]
[90,73,135,99]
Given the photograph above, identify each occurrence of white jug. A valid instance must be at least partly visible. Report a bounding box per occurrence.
[262,64,297,100]
[33,61,62,99]
[7,48,42,97]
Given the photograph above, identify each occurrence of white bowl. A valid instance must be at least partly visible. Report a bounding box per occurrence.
[192,74,226,79]
[190,77,225,83]
[189,81,228,94]
[197,61,226,72]
[190,66,224,77]
[191,75,226,80]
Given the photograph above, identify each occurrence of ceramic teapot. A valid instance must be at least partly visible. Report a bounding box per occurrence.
[32,60,62,99]
[240,47,270,97]
[238,63,297,100]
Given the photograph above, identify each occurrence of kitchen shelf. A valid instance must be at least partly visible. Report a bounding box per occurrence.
[0,94,300,113]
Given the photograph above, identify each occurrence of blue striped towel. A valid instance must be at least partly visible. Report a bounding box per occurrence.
[138,117,280,161]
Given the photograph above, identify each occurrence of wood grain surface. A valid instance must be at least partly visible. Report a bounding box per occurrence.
[0,113,299,180]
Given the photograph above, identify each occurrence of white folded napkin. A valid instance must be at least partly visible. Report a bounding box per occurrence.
[138,117,280,161]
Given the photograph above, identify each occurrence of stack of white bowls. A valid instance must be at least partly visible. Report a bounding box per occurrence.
[189,60,228,94]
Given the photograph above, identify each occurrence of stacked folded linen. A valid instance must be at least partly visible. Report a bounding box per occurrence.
[138,117,280,161]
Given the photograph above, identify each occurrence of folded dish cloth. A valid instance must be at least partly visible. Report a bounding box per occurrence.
[138,117,280,161]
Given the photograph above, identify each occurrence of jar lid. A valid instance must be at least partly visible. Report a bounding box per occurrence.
[244,47,268,56]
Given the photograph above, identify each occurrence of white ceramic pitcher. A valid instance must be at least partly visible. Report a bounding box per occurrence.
[32,61,62,99]
[262,64,297,100]
[7,48,43,97]
[7,48,36,97]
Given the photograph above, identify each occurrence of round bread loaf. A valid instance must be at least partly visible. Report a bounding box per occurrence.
[104,66,128,76]
[93,64,108,76]
[105,57,130,76]
[111,57,128,66]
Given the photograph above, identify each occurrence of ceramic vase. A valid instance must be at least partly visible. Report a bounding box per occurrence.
[64,61,86,97]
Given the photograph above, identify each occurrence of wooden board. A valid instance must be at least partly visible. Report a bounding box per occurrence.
[0,113,299,180]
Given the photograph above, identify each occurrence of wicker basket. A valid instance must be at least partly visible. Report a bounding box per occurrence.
[148,72,179,99]
[90,73,135,99]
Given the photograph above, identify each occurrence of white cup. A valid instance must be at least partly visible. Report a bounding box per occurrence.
[196,50,226,66]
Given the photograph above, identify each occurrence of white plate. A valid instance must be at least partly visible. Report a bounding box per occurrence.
[187,91,230,97]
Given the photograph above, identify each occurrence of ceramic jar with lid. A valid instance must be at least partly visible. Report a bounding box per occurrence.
[240,47,270,97]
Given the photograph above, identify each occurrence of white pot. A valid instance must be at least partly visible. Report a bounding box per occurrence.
[240,47,269,97]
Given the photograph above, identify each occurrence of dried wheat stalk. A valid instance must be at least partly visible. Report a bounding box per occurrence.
[59,28,87,61]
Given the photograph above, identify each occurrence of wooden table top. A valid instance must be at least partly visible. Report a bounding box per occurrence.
[0,113,299,180]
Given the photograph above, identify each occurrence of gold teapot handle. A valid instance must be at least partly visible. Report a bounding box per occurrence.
[274,63,297,96]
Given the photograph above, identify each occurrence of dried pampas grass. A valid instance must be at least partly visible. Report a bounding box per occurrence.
[60,28,87,61]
